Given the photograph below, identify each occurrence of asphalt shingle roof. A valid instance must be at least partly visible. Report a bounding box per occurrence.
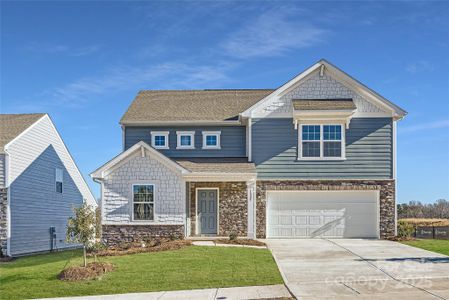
[120,89,274,124]
[0,113,46,153]
[292,99,357,111]
[174,157,256,174]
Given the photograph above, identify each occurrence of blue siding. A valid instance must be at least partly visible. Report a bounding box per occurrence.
[125,126,247,157]
[10,145,83,255]
[252,118,393,179]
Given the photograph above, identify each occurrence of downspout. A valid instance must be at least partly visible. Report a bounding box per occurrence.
[393,120,398,236]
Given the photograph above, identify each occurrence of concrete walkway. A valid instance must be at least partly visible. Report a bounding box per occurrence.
[267,239,449,300]
[37,285,291,300]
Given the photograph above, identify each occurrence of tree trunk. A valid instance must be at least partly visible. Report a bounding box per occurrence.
[83,246,87,267]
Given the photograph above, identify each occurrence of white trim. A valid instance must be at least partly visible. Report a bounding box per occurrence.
[202,131,221,149]
[298,124,345,160]
[195,187,219,235]
[176,131,195,149]
[246,180,256,239]
[91,141,190,179]
[241,59,407,119]
[131,183,156,222]
[151,131,169,149]
[248,118,252,162]
[4,150,11,256]
[393,120,398,235]
[265,189,380,239]
[184,173,256,182]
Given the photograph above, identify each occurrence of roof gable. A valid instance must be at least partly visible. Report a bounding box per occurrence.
[91,141,190,179]
[241,59,407,119]
[0,113,46,153]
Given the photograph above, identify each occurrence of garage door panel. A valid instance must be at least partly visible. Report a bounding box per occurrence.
[267,191,378,238]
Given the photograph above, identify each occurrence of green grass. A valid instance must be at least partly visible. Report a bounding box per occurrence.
[0,246,283,299]
[402,239,449,256]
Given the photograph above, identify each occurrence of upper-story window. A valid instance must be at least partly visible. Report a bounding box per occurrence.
[151,131,169,149]
[55,168,63,193]
[176,131,195,149]
[299,124,345,160]
[202,131,221,149]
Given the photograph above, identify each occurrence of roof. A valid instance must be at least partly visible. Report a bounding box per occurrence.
[0,113,46,153]
[120,89,274,124]
[241,59,407,119]
[174,157,256,174]
[292,99,357,111]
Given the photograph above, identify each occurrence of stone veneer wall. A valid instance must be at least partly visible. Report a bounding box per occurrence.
[102,225,184,247]
[0,188,7,255]
[256,180,395,239]
[189,182,247,236]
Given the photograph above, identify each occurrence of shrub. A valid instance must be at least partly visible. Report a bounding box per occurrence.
[397,220,415,239]
[229,232,237,241]
[0,245,3,258]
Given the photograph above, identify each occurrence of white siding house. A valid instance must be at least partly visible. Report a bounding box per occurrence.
[0,113,96,256]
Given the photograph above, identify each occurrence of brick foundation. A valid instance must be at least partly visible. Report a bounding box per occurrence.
[102,224,184,247]
[189,182,247,236]
[256,180,395,239]
[0,188,7,256]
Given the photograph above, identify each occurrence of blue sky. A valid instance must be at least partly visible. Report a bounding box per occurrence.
[1,1,448,203]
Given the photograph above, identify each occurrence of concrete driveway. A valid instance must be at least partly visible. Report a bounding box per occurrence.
[266,239,449,300]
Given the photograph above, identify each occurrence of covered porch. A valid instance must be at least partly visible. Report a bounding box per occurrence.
[174,158,257,239]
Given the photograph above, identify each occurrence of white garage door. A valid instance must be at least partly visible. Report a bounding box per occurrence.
[267,190,379,238]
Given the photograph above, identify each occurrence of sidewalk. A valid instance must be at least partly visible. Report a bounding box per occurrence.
[37,284,292,300]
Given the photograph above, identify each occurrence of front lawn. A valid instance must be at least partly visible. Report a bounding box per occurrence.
[401,239,449,256]
[0,246,283,299]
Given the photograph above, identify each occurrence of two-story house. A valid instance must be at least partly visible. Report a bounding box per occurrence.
[91,59,406,245]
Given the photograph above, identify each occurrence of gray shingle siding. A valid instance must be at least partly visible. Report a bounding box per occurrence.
[9,145,84,256]
[125,126,247,157]
[252,118,393,179]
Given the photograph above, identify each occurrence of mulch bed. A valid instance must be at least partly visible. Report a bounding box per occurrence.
[215,239,266,247]
[58,262,115,281]
[91,239,192,257]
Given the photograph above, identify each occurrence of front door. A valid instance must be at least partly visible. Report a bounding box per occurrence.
[197,189,218,235]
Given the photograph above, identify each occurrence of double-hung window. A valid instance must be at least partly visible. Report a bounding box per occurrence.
[299,124,345,159]
[151,131,169,149]
[132,184,154,221]
[176,131,195,149]
[55,168,63,193]
[202,131,221,149]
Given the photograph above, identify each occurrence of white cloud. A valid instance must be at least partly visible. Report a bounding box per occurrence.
[221,10,327,59]
[34,62,232,108]
[400,119,449,133]
[25,43,101,57]
[406,60,435,74]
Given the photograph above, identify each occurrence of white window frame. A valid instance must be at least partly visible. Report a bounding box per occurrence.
[298,124,346,160]
[151,131,169,149]
[55,168,63,193]
[176,131,195,149]
[202,131,221,149]
[131,183,155,222]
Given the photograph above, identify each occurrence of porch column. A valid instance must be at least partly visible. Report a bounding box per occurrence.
[246,180,256,239]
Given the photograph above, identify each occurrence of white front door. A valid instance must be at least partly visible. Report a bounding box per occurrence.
[267,190,379,238]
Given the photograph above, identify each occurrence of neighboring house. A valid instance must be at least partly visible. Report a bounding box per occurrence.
[91,59,406,245]
[0,113,96,256]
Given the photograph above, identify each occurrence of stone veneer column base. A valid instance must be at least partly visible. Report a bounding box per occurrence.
[189,182,248,237]
[256,180,395,239]
[102,225,184,247]
[0,188,7,256]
